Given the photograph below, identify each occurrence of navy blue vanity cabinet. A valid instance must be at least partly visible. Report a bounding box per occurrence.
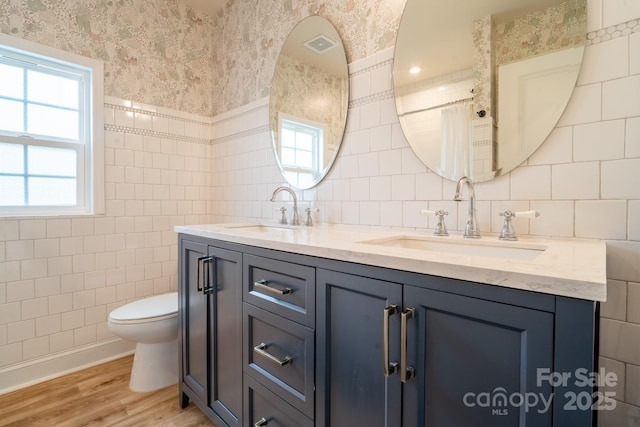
[244,374,314,427]
[178,236,243,427]
[243,253,316,425]
[178,235,598,427]
[316,269,403,426]
[402,285,554,426]
[316,268,597,427]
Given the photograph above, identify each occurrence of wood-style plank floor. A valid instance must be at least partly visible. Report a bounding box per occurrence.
[0,355,214,426]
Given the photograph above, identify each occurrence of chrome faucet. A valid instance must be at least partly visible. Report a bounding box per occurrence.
[270,186,300,225]
[454,176,480,238]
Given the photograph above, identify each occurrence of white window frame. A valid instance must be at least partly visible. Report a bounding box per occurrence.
[0,33,104,216]
[277,112,325,185]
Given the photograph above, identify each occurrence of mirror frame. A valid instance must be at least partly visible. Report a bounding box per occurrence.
[393,0,587,182]
[269,15,349,190]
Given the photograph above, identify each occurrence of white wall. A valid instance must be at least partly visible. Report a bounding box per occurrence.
[209,2,640,424]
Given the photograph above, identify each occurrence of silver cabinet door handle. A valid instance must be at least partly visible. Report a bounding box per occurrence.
[254,279,293,295]
[196,256,213,293]
[253,343,292,366]
[254,417,268,427]
[401,307,416,383]
[202,256,216,295]
[383,304,398,376]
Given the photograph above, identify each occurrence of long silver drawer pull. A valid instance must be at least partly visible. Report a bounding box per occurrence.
[383,304,398,377]
[401,308,416,383]
[254,279,293,295]
[254,343,292,366]
[255,417,268,427]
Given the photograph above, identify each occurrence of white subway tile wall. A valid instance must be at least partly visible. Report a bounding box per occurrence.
[0,99,212,373]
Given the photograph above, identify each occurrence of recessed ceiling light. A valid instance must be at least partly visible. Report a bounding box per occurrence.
[438,86,447,91]
[409,66,421,74]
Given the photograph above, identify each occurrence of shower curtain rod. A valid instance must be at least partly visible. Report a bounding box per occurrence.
[398,96,474,117]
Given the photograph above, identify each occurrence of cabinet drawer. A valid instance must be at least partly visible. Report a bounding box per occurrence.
[244,374,313,427]
[243,303,314,418]
[244,254,315,327]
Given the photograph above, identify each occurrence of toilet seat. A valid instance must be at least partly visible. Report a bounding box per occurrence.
[108,293,178,325]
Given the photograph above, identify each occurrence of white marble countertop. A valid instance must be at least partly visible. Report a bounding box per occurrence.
[174,222,607,302]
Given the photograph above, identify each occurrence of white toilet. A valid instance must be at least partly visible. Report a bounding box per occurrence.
[107,292,179,392]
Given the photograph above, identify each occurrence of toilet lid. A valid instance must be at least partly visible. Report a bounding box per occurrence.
[109,292,178,322]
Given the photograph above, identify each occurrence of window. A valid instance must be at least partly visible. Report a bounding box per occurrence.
[278,114,325,189]
[0,34,103,216]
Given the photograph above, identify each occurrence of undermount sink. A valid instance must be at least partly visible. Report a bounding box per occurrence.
[359,235,547,261]
[223,224,296,233]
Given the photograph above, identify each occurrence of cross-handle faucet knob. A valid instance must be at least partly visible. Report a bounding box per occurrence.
[304,208,314,227]
[420,210,449,236]
[276,207,287,225]
[499,210,540,241]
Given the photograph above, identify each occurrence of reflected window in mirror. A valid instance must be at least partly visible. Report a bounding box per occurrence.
[278,114,325,189]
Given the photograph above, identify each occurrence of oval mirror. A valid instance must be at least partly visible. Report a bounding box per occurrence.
[269,16,349,189]
[393,0,586,182]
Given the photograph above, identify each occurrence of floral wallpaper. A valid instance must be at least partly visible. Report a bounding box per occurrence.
[210,0,406,115]
[494,0,586,66]
[1,0,407,117]
[472,15,494,117]
[0,0,215,116]
[0,0,586,118]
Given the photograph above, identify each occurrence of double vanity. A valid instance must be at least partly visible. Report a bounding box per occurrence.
[175,0,598,423]
[175,222,605,427]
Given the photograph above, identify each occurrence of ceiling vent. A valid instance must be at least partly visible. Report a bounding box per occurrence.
[304,34,338,54]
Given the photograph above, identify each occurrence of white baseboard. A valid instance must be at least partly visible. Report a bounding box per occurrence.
[0,338,136,396]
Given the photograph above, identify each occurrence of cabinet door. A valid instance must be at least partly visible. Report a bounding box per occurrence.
[316,269,403,427]
[207,246,243,426]
[402,285,554,427]
[180,239,208,404]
